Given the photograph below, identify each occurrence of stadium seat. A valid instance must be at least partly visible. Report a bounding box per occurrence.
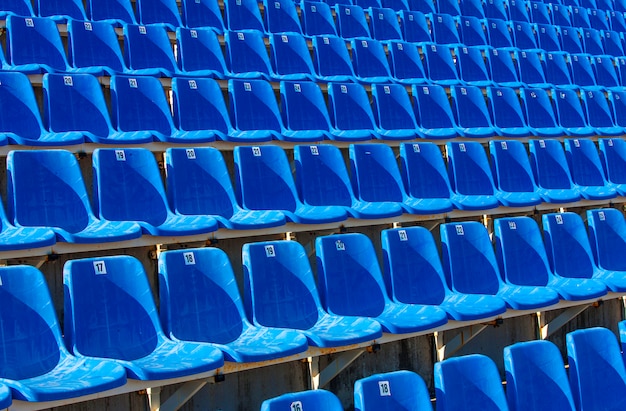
[529,139,581,203]
[423,44,462,85]
[559,26,584,54]
[564,139,616,200]
[269,33,317,80]
[335,4,371,38]
[486,18,515,49]
[512,21,539,50]
[351,38,393,83]
[0,265,127,402]
[536,23,561,52]
[158,248,308,362]
[543,212,626,292]
[263,0,302,34]
[456,46,493,87]
[407,0,435,14]
[616,56,626,85]
[412,84,461,139]
[551,3,572,27]
[0,71,78,146]
[312,35,356,82]
[354,370,432,411]
[590,9,610,31]
[598,137,626,195]
[581,88,624,136]
[0,0,34,19]
[609,90,626,130]
[64,256,224,380]
[450,85,496,138]
[434,354,508,411]
[224,0,264,31]
[228,79,285,142]
[601,31,624,57]
[486,87,533,137]
[388,41,429,85]
[135,0,182,30]
[224,30,273,80]
[165,147,286,229]
[441,221,560,310]
[487,49,523,88]
[234,145,348,223]
[176,27,228,78]
[437,0,461,15]
[567,327,626,411]
[520,88,564,137]
[294,144,403,219]
[592,55,621,89]
[86,0,137,25]
[0,191,55,251]
[489,140,543,207]
[431,13,462,46]
[530,1,551,24]
[504,340,577,411]
[243,240,383,347]
[327,83,379,141]
[572,6,591,29]
[510,0,530,22]
[544,52,576,89]
[494,216,607,301]
[485,0,508,20]
[180,0,225,32]
[316,233,448,334]
[587,208,626,285]
[398,10,432,43]
[261,390,343,411]
[301,1,337,36]
[570,54,599,89]
[279,81,332,141]
[582,27,605,55]
[382,226,507,321]
[609,10,626,32]
[516,50,550,89]
[350,144,453,214]
[553,89,596,137]
[93,148,219,236]
[446,142,500,210]
[371,84,421,140]
[67,20,127,76]
[368,7,402,40]
[459,16,488,46]
[123,24,180,77]
[35,0,87,22]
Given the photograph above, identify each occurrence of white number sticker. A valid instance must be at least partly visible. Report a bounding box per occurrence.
[459,143,466,152]
[183,252,196,265]
[139,26,147,34]
[398,230,408,241]
[129,78,138,88]
[335,240,345,250]
[508,221,516,229]
[252,147,262,156]
[290,401,303,411]
[64,76,73,86]
[186,149,196,159]
[501,141,508,149]
[84,22,92,31]
[93,261,107,275]
[265,245,276,257]
[412,143,420,152]
[115,150,126,161]
[456,225,464,235]
[599,211,606,221]
[378,380,391,396]
[310,146,319,155]
[188,80,198,89]
[555,215,563,225]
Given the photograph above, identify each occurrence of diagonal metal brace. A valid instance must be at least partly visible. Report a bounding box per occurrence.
[537,304,591,340]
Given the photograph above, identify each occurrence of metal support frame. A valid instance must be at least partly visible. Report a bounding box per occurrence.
[434,324,490,362]
[308,349,366,390]
[146,379,213,411]
[536,304,591,340]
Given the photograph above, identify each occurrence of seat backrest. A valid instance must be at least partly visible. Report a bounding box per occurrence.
[567,327,626,411]
[450,84,494,132]
[0,71,46,140]
[528,139,574,190]
[371,83,418,132]
[461,0,485,18]
[456,46,491,84]
[484,0,508,20]
[582,27,604,55]
[586,208,626,271]
[312,35,355,79]
[87,0,137,24]
[408,0,435,14]
[301,1,337,36]
[551,3,572,26]
[570,54,597,88]
[229,79,283,133]
[504,340,576,411]
[437,0,461,15]
[398,10,431,43]
[224,30,272,78]
[67,20,126,73]
[63,256,163,360]
[7,150,94,233]
[335,4,370,38]
[564,138,608,187]
[486,87,529,132]
[489,140,538,194]
[434,354,509,411]
[354,370,433,411]
[494,217,553,286]
[593,55,620,89]
[581,88,618,130]
[92,148,171,226]
[559,26,583,54]
[446,141,496,196]
[601,30,624,57]
[176,27,228,76]
[381,226,448,305]
[486,18,514,49]
[369,6,402,40]
[123,24,178,73]
[544,52,573,87]
[459,16,488,46]
[509,0,530,23]
[388,41,428,82]
[609,10,626,31]
[181,0,225,31]
[609,90,626,128]
[224,0,264,31]
[553,89,590,130]
[590,11,610,34]
[165,147,239,219]
[158,247,247,343]
[36,0,87,20]
[351,38,392,81]
[5,15,68,71]
[327,83,377,132]
[431,13,461,45]
[598,137,626,184]
[349,144,406,202]
[270,33,315,78]
[315,233,388,317]
[530,1,551,24]
[135,0,182,27]
[264,0,302,34]
[520,88,559,130]
[399,142,452,200]
[172,77,231,136]
[0,0,34,17]
[516,49,548,86]
[261,390,343,411]
[412,84,458,133]
[280,81,332,133]
[512,21,538,50]
[242,240,323,329]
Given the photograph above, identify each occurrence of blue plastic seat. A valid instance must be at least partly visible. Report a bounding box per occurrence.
[224,0,264,31]
[593,55,621,89]
[446,142,500,210]
[431,13,461,46]
[504,340,576,411]
[279,81,332,141]
[512,21,539,50]
[316,233,448,334]
[4,15,72,74]
[35,0,87,22]
[228,79,285,142]
[371,83,421,140]
[553,89,596,137]
[351,38,393,83]
[516,50,550,89]
[388,41,429,85]
[382,226,507,321]
[166,147,286,229]
[529,139,581,203]
[423,44,462,86]
[67,20,127,76]
[269,33,316,80]
[0,0,34,19]
[602,31,624,57]
[398,10,432,43]
[450,85,496,138]
[441,221,560,310]
[351,144,453,214]
[0,265,126,402]
[243,240,383,347]
[551,3,572,27]
[158,248,308,362]
[176,27,228,78]
[261,390,343,411]
[123,24,181,77]
[234,145,348,224]
[435,354,509,411]
[87,0,137,25]
[368,7,402,40]
[312,35,356,82]
[64,256,224,380]
[616,56,626,86]
[224,30,272,80]
[456,46,492,87]
[327,83,379,141]
[572,6,591,29]
[543,212,626,292]
[486,87,532,137]
[412,84,461,139]
[335,4,371,38]
[354,370,432,411]
[609,10,626,31]
[460,16,488,46]
[263,0,302,34]
[582,27,605,55]
[530,1,551,24]
[487,48,523,88]
[180,0,225,32]
[93,148,219,236]
[598,137,626,194]
[536,23,561,52]
[135,0,182,30]
[407,0,435,14]
[462,0,485,18]
[486,18,515,49]
[608,89,626,131]
[567,327,626,411]
[581,88,624,136]
[509,0,530,22]
[301,1,337,36]
[494,216,607,301]
[485,0,508,20]
[590,9,610,31]
[559,26,584,54]
[570,54,599,89]
[437,0,461,15]
[489,140,542,207]
[587,208,626,290]
[520,88,564,137]
[0,71,77,146]
[544,52,575,88]
[564,139,616,200]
